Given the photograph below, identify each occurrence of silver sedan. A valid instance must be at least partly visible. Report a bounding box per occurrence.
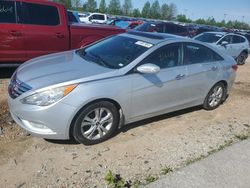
[8,31,237,145]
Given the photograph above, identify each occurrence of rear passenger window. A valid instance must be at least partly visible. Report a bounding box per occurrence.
[232,36,245,43]
[141,43,182,69]
[184,43,223,64]
[20,2,60,26]
[0,1,16,23]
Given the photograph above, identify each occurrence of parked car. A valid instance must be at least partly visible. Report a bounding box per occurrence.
[8,31,237,145]
[67,10,81,23]
[194,32,249,65]
[195,25,223,36]
[135,21,192,37]
[0,0,125,67]
[235,32,250,53]
[109,19,143,29]
[79,12,107,24]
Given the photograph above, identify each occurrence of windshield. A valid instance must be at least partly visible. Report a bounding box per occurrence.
[77,36,152,69]
[194,33,223,43]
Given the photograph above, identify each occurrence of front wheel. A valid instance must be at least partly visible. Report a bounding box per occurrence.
[72,101,119,145]
[203,83,226,110]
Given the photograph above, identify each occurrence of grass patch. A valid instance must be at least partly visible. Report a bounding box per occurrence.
[160,166,173,175]
[235,134,248,140]
[145,175,158,184]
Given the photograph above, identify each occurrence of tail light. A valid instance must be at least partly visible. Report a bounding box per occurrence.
[232,64,238,71]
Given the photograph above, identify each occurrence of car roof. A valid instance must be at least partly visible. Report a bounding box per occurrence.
[204,31,227,35]
[122,31,183,45]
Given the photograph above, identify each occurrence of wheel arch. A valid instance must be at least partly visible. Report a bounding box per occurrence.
[68,98,123,139]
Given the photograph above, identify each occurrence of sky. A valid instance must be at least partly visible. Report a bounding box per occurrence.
[88,0,250,24]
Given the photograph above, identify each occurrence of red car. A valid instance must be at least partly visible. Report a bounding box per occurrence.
[0,0,125,67]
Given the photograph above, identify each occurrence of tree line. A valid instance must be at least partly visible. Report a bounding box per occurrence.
[176,14,250,30]
[53,0,250,30]
[53,0,177,20]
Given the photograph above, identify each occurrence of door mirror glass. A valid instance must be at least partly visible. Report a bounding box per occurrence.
[137,63,160,74]
[221,41,228,46]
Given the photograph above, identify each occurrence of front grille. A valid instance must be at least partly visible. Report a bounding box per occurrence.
[8,74,32,99]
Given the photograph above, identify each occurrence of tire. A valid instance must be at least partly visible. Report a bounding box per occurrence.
[72,101,119,145]
[203,82,226,110]
[236,51,248,65]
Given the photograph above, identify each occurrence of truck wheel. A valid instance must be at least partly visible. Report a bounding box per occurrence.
[72,101,119,145]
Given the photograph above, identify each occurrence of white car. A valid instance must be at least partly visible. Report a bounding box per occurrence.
[194,32,249,65]
[78,12,107,24]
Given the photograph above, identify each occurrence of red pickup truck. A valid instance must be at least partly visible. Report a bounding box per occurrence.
[0,0,125,67]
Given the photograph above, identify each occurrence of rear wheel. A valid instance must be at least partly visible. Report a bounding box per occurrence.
[236,51,248,65]
[203,83,226,110]
[72,101,119,145]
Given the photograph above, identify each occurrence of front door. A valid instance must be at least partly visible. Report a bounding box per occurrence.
[130,43,188,119]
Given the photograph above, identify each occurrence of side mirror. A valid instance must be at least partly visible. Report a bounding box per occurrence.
[221,41,228,46]
[136,63,160,74]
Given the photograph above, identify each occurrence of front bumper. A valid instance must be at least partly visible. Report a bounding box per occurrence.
[8,95,77,140]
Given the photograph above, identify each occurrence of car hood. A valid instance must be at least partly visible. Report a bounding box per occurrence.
[16,50,120,90]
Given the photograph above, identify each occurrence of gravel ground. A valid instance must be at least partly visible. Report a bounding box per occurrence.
[0,59,249,187]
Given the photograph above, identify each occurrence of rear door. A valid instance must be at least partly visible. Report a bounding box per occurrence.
[232,35,248,57]
[183,42,224,103]
[19,1,69,59]
[0,1,25,63]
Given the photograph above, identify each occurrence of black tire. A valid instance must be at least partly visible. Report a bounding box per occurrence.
[236,51,248,65]
[203,82,226,111]
[72,101,119,145]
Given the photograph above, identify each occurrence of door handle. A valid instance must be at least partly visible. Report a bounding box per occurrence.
[10,30,22,36]
[176,74,185,80]
[211,66,218,71]
[56,33,65,39]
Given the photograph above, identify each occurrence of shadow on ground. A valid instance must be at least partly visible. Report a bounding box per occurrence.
[45,106,203,145]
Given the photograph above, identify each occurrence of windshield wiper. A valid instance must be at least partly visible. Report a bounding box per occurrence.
[89,52,109,68]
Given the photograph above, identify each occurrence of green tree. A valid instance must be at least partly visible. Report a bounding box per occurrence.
[195,18,206,25]
[99,0,107,13]
[72,0,81,10]
[176,14,192,23]
[122,0,133,16]
[161,3,169,20]
[133,8,141,18]
[150,0,161,19]
[82,2,88,11]
[86,0,97,12]
[141,1,151,18]
[53,0,72,9]
[168,3,177,20]
[108,0,121,15]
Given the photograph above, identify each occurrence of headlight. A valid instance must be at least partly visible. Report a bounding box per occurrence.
[21,84,77,106]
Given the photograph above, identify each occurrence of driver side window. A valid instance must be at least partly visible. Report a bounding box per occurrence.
[140,43,182,69]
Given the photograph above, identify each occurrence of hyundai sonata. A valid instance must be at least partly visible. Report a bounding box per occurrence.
[8,31,237,145]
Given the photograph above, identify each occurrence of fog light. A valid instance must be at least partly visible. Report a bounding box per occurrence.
[21,119,54,134]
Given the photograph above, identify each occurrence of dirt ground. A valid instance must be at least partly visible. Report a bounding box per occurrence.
[0,59,250,188]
